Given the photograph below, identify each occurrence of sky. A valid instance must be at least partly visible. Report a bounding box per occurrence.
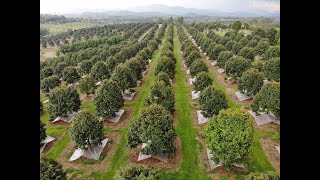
[40,0,280,14]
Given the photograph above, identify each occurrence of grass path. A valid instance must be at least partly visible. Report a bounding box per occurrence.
[160,25,210,180]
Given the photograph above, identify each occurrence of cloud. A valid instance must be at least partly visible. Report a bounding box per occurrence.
[249,0,280,12]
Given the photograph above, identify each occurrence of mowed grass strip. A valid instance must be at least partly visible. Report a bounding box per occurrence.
[93,26,170,179]
[160,25,210,180]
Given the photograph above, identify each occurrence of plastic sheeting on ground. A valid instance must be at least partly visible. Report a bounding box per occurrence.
[275,146,280,154]
[189,77,197,85]
[137,80,142,87]
[40,136,55,154]
[211,61,217,66]
[217,68,225,74]
[137,143,168,162]
[122,91,136,101]
[69,138,109,161]
[247,110,280,125]
[103,109,125,123]
[235,91,253,101]
[43,99,49,104]
[52,111,78,123]
[206,148,244,170]
[95,81,101,86]
[191,91,200,99]
[197,110,209,125]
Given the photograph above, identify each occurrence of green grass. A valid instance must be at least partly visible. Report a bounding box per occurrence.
[81,99,97,114]
[246,130,276,172]
[160,25,210,180]
[46,134,71,159]
[41,22,97,35]
[46,126,69,137]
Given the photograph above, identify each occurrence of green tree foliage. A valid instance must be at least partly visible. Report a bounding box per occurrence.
[251,61,264,72]
[105,56,119,77]
[127,104,176,155]
[111,64,137,92]
[154,72,171,86]
[225,56,251,79]
[176,16,184,24]
[40,120,47,145]
[115,166,159,180]
[194,72,213,92]
[90,61,109,81]
[94,80,124,118]
[40,75,60,94]
[232,42,244,55]
[199,86,228,118]
[48,87,81,120]
[239,37,249,46]
[70,111,105,149]
[126,58,143,81]
[266,28,278,44]
[53,62,67,78]
[247,39,258,48]
[185,50,200,67]
[62,66,80,84]
[40,101,43,112]
[225,40,236,51]
[263,57,280,82]
[238,68,264,96]
[79,60,94,75]
[239,47,256,60]
[145,81,175,113]
[211,44,227,60]
[40,67,54,80]
[155,56,175,79]
[205,108,254,169]
[251,82,280,119]
[255,40,270,56]
[40,157,67,180]
[217,51,233,67]
[232,21,242,31]
[78,76,95,95]
[264,46,280,59]
[246,171,280,180]
[190,60,208,77]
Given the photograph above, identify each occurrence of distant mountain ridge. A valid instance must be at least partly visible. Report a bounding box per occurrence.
[64,4,279,18]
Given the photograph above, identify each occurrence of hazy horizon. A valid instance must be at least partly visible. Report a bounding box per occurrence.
[40,0,280,15]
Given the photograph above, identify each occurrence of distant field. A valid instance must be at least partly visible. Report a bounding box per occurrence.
[41,22,97,35]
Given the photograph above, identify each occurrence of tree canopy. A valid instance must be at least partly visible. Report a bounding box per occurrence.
[94,80,124,118]
[127,104,176,156]
[199,86,228,118]
[190,60,208,77]
[70,111,105,149]
[78,76,96,95]
[48,86,81,120]
[40,157,67,180]
[115,166,159,180]
[251,82,280,119]
[62,66,80,84]
[193,72,213,92]
[263,57,280,82]
[145,81,175,113]
[225,56,251,79]
[205,108,254,169]
[238,68,264,96]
